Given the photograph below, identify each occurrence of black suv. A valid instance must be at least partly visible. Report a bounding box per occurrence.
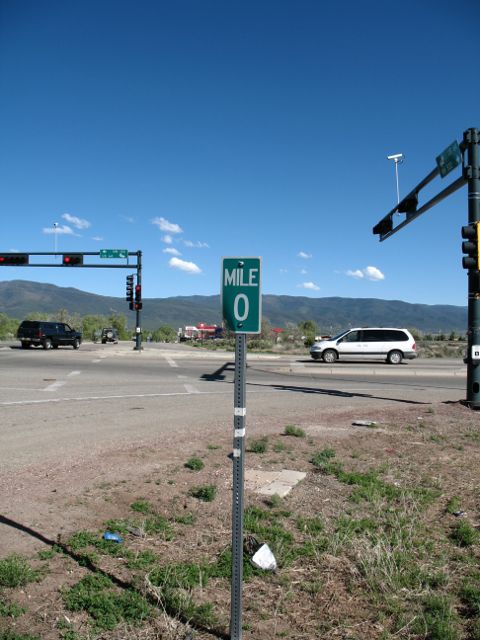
[101,327,118,344]
[17,321,82,350]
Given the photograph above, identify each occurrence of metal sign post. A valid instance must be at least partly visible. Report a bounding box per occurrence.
[221,257,261,640]
[231,332,246,640]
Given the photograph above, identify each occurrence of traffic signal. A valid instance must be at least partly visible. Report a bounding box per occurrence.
[62,254,83,266]
[134,284,142,310]
[0,253,29,265]
[126,275,134,302]
[462,222,480,270]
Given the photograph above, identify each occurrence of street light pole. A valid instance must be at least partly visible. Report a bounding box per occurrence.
[387,153,404,205]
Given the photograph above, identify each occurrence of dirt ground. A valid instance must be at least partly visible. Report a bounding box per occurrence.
[1,400,480,640]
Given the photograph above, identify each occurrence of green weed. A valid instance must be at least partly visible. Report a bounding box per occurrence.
[265,494,282,508]
[37,546,61,560]
[446,496,462,514]
[184,457,204,471]
[130,499,153,514]
[127,550,159,571]
[459,579,480,617]
[297,517,324,536]
[144,514,174,538]
[0,555,41,588]
[174,513,196,525]
[284,424,305,438]
[412,594,459,640]
[63,574,151,631]
[248,437,268,453]
[207,444,220,450]
[0,599,26,617]
[450,521,480,547]
[189,485,217,502]
[0,631,40,640]
[273,441,287,453]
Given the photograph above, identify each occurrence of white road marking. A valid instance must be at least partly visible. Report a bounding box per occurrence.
[67,370,81,376]
[177,375,187,379]
[184,384,200,394]
[0,389,275,406]
[164,355,178,368]
[44,381,65,392]
[91,359,102,363]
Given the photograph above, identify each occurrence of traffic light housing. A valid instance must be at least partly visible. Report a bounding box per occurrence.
[462,223,480,270]
[134,284,142,310]
[0,253,29,265]
[126,275,134,302]
[62,254,83,266]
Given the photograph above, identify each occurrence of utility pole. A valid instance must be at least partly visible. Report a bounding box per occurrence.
[465,128,480,407]
[134,250,142,351]
[373,127,480,408]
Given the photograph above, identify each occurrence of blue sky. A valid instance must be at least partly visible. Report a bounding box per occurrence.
[0,0,478,307]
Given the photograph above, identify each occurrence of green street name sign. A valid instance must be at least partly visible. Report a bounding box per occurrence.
[436,140,461,178]
[99,249,128,259]
[222,257,261,334]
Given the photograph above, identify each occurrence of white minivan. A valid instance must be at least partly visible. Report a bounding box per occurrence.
[309,327,417,365]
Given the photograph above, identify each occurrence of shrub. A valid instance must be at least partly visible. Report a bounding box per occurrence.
[284,424,305,438]
[184,457,204,471]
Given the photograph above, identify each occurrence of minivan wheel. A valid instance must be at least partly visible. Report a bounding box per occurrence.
[43,338,52,350]
[387,350,403,365]
[73,339,80,350]
[322,349,338,364]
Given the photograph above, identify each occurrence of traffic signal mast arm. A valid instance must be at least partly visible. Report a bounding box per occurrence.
[373,143,467,242]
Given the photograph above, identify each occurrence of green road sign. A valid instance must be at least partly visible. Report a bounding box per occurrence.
[222,257,261,334]
[436,140,461,178]
[99,249,128,259]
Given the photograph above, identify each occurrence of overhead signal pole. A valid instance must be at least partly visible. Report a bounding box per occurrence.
[373,127,479,408]
[0,250,144,352]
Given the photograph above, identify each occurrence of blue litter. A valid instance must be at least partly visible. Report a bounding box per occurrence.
[103,531,123,543]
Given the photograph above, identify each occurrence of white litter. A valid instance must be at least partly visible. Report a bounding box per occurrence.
[251,544,277,571]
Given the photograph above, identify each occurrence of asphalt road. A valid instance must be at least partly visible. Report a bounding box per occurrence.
[0,341,466,470]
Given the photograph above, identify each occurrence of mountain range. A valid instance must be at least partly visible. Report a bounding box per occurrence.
[0,280,468,333]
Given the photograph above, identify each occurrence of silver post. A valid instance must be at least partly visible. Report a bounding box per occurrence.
[53,223,58,257]
[230,332,246,639]
[387,153,404,207]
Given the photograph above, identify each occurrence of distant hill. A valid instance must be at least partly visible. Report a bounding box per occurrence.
[0,280,468,333]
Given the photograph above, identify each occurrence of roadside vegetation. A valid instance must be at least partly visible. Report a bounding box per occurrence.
[2,406,479,639]
[0,309,468,353]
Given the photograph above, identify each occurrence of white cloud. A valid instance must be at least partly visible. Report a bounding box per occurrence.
[151,216,183,234]
[169,257,202,274]
[298,251,312,259]
[43,224,74,235]
[62,213,91,229]
[364,266,385,281]
[346,266,385,281]
[163,247,181,256]
[298,281,320,291]
[121,215,135,223]
[279,268,288,273]
[346,269,364,279]
[184,240,210,248]
[91,236,103,242]
[162,234,173,244]
[300,268,308,274]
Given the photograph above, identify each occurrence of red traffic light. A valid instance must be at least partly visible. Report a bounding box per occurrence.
[135,284,141,301]
[62,254,83,266]
[0,253,29,265]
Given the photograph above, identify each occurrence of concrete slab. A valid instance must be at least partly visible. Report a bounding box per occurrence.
[245,469,306,497]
